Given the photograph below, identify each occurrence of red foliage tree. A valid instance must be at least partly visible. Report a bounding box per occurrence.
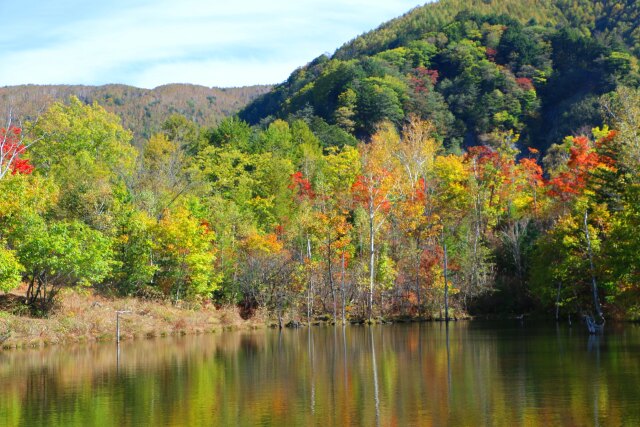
[515,77,534,91]
[1,126,34,179]
[548,136,612,202]
[410,67,440,93]
[288,171,315,201]
[486,47,497,62]
[517,148,544,214]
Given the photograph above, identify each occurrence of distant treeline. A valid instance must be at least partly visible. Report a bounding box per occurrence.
[0,83,271,144]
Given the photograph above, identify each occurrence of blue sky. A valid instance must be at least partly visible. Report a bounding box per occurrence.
[0,0,426,88]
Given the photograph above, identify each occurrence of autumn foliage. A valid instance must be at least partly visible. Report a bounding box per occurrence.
[547,135,613,202]
[0,126,34,178]
[1,85,639,322]
[288,171,315,200]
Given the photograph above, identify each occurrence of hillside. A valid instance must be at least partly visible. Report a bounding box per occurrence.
[240,0,640,151]
[1,83,271,142]
[334,0,640,60]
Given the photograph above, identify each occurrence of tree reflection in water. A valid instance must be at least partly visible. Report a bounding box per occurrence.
[0,323,638,426]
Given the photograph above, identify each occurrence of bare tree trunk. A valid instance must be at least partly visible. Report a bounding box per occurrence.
[26,275,36,305]
[341,251,346,325]
[276,278,284,329]
[328,236,336,321]
[583,210,604,328]
[232,225,239,301]
[443,233,449,322]
[307,236,313,322]
[472,190,481,294]
[415,236,421,318]
[369,209,375,322]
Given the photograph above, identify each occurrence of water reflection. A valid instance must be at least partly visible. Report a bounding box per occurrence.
[588,333,602,427]
[445,323,452,402]
[369,326,380,427]
[0,323,639,426]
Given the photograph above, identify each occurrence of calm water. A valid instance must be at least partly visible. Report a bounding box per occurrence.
[0,322,639,426]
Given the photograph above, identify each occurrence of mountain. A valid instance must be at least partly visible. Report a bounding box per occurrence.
[334,0,640,60]
[240,0,640,151]
[1,83,271,142]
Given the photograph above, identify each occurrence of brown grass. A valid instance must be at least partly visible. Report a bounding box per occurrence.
[0,287,268,349]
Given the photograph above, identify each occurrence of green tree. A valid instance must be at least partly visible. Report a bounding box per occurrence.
[0,246,23,293]
[29,97,136,231]
[15,217,112,312]
[153,207,220,301]
[110,206,157,296]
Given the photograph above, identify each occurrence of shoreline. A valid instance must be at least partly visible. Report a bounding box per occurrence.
[1,289,634,351]
[0,289,267,350]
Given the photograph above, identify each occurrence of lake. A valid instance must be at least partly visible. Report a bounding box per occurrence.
[0,322,638,426]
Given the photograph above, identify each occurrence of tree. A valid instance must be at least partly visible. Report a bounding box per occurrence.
[162,113,202,155]
[207,116,252,151]
[0,120,34,180]
[394,116,441,316]
[432,154,472,320]
[323,146,360,321]
[110,206,157,296]
[237,232,295,328]
[356,79,405,135]
[335,89,358,133]
[0,173,57,295]
[29,97,136,231]
[352,122,399,320]
[604,87,640,174]
[530,201,611,323]
[14,218,112,312]
[598,89,640,313]
[547,136,607,204]
[534,130,616,325]
[0,246,22,293]
[153,207,220,301]
[137,132,192,219]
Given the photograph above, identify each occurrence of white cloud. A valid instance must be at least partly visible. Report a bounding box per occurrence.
[0,0,425,88]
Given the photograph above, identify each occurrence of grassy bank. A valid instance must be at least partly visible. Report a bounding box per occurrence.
[0,285,480,350]
[0,286,267,349]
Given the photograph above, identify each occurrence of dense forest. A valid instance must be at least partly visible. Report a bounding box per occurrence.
[0,83,271,144]
[1,0,639,325]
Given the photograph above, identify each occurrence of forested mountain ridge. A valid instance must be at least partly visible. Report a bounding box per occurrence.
[334,0,640,60]
[241,0,640,151]
[333,0,564,60]
[1,83,271,143]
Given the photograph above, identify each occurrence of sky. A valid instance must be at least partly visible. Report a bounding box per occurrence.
[0,0,426,89]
